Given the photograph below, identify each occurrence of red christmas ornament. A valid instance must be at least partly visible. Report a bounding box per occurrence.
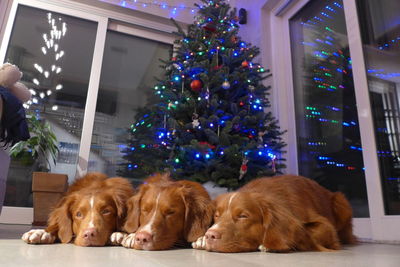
[231,36,238,43]
[212,65,223,71]
[190,79,203,92]
[171,57,177,61]
[241,164,248,172]
[199,141,216,150]
[203,23,216,32]
[242,60,249,68]
[239,158,249,180]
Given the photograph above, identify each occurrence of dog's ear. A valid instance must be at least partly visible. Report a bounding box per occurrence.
[123,184,148,233]
[106,178,135,230]
[255,193,306,252]
[45,194,76,243]
[180,182,214,242]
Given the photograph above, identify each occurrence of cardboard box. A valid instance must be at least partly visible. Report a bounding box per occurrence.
[32,172,68,226]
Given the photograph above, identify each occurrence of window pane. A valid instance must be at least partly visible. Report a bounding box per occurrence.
[4,5,97,207]
[290,0,369,217]
[88,31,170,178]
[357,0,400,215]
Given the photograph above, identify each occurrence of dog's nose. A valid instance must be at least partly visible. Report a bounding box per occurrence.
[135,231,153,245]
[83,228,97,240]
[205,229,222,240]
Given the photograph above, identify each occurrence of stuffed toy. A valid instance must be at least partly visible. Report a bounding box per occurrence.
[0,63,31,146]
[0,63,31,102]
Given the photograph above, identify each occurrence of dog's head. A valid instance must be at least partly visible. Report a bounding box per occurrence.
[204,192,305,253]
[123,179,214,250]
[46,174,134,246]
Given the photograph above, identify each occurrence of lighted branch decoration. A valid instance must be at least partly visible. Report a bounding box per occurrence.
[25,12,67,111]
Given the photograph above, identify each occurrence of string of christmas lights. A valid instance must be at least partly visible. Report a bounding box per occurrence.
[100,0,208,15]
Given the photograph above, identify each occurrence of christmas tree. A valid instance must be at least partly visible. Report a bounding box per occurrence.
[119,0,286,189]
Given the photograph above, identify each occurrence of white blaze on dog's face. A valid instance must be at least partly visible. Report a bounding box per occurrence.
[205,192,265,253]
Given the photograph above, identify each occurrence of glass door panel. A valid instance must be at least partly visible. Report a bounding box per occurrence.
[87,30,170,178]
[289,0,369,217]
[3,5,97,207]
[356,0,400,215]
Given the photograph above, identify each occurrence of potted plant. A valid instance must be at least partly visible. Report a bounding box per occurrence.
[9,112,68,226]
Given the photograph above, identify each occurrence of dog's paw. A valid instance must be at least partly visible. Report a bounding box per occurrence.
[258,245,270,252]
[121,233,136,249]
[22,229,56,244]
[192,236,206,250]
[110,232,127,246]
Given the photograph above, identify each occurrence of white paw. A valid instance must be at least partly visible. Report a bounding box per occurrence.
[121,233,136,248]
[110,232,127,246]
[21,229,55,244]
[258,245,269,252]
[192,236,206,250]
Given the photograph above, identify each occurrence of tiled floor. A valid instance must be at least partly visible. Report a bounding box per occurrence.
[1,224,399,267]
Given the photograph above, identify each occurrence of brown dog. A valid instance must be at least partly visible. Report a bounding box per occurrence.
[22,172,134,246]
[192,175,356,253]
[111,173,214,250]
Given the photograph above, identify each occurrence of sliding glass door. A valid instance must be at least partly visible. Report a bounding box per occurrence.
[356,0,400,216]
[2,5,98,208]
[271,0,400,241]
[0,0,173,224]
[289,0,369,218]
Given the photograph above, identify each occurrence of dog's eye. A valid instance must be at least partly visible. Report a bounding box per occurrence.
[142,208,151,214]
[76,211,82,218]
[238,214,249,219]
[101,209,111,215]
[165,209,175,216]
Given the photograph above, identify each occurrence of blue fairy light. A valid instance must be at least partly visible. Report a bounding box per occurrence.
[195,153,200,159]
[205,154,210,159]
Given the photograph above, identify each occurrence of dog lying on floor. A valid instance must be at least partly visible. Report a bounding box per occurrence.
[192,175,356,253]
[22,172,134,246]
[111,173,214,250]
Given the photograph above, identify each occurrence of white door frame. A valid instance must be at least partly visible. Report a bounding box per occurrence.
[0,0,175,224]
[262,0,400,241]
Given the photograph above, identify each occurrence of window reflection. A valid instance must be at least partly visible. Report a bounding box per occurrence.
[4,5,97,207]
[290,0,369,217]
[88,31,170,178]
